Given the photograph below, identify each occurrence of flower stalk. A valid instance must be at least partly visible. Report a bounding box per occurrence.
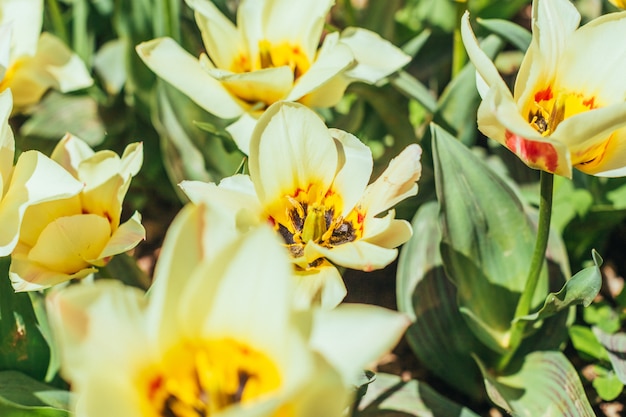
[498,170,554,371]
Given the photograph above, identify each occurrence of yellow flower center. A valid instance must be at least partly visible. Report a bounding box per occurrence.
[141,339,281,417]
[527,86,597,136]
[231,41,311,81]
[526,86,615,170]
[266,185,364,267]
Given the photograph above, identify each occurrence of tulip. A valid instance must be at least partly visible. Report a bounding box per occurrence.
[9,135,144,291]
[462,0,626,178]
[47,203,409,417]
[136,0,411,153]
[181,101,422,308]
[0,0,93,112]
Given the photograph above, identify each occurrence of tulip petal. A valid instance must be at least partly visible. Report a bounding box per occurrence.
[0,24,11,77]
[306,240,398,272]
[363,214,413,249]
[285,34,354,102]
[10,258,96,292]
[340,27,411,83]
[310,304,409,385]
[558,11,626,102]
[249,101,338,203]
[0,0,42,57]
[51,133,95,176]
[226,112,259,155]
[0,89,14,183]
[186,0,242,69]
[207,65,294,105]
[572,128,626,177]
[37,33,93,92]
[181,226,294,355]
[329,128,372,216]
[461,11,510,93]
[0,151,83,256]
[293,263,347,310]
[136,37,246,119]
[97,211,145,260]
[358,144,422,216]
[298,73,350,108]
[26,214,111,272]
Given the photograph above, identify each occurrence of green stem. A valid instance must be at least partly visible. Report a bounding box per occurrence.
[45,0,69,44]
[497,170,554,371]
[451,0,468,78]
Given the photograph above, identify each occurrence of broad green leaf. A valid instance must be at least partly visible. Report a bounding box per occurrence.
[357,372,481,417]
[397,202,490,400]
[593,327,626,384]
[478,351,595,417]
[591,365,624,401]
[569,325,610,363]
[551,177,594,233]
[432,124,547,353]
[19,93,106,147]
[0,258,50,380]
[434,35,503,146]
[583,302,621,334]
[517,251,602,322]
[0,371,69,417]
[476,18,531,51]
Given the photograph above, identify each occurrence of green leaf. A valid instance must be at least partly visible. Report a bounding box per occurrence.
[476,18,532,51]
[0,258,50,380]
[0,371,69,416]
[389,71,437,114]
[357,373,481,417]
[591,366,624,401]
[397,202,489,400]
[478,351,595,417]
[19,92,106,147]
[583,302,621,334]
[593,327,626,384]
[568,325,610,363]
[550,176,594,233]
[517,251,602,322]
[432,123,547,353]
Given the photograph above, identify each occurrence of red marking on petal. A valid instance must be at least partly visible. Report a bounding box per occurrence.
[582,97,596,109]
[534,87,553,103]
[267,216,276,227]
[505,131,559,173]
[148,375,163,400]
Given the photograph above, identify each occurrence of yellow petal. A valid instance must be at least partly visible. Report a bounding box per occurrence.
[26,214,111,274]
[96,211,145,261]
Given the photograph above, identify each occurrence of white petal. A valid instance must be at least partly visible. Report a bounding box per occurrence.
[292,264,347,310]
[97,211,145,260]
[310,303,410,384]
[186,0,243,69]
[340,27,411,83]
[0,89,14,183]
[248,101,338,203]
[136,37,246,119]
[226,112,258,155]
[0,24,12,75]
[363,213,413,249]
[181,225,295,356]
[51,133,95,175]
[582,129,626,177]
[93,38,127,95]
[461,11,511,94]
[285,34,354,102]
[0,0,42,58]
[329,128,372,216]
[208,65,294,105]
[306,240,398,272]
[359,144,422,216]
[38,33,93,92]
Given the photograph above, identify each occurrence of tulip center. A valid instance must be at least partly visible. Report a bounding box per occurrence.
[527,86,597,136]
[232,41,311,80]
[143,339,281,417]
[267,187,364,267]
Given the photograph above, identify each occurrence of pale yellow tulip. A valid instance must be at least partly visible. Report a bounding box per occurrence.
[47,203,409,417]
[136,0,411,153]
[10,135,144,291]
[181,101,422,308]
[0,0,93,111]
